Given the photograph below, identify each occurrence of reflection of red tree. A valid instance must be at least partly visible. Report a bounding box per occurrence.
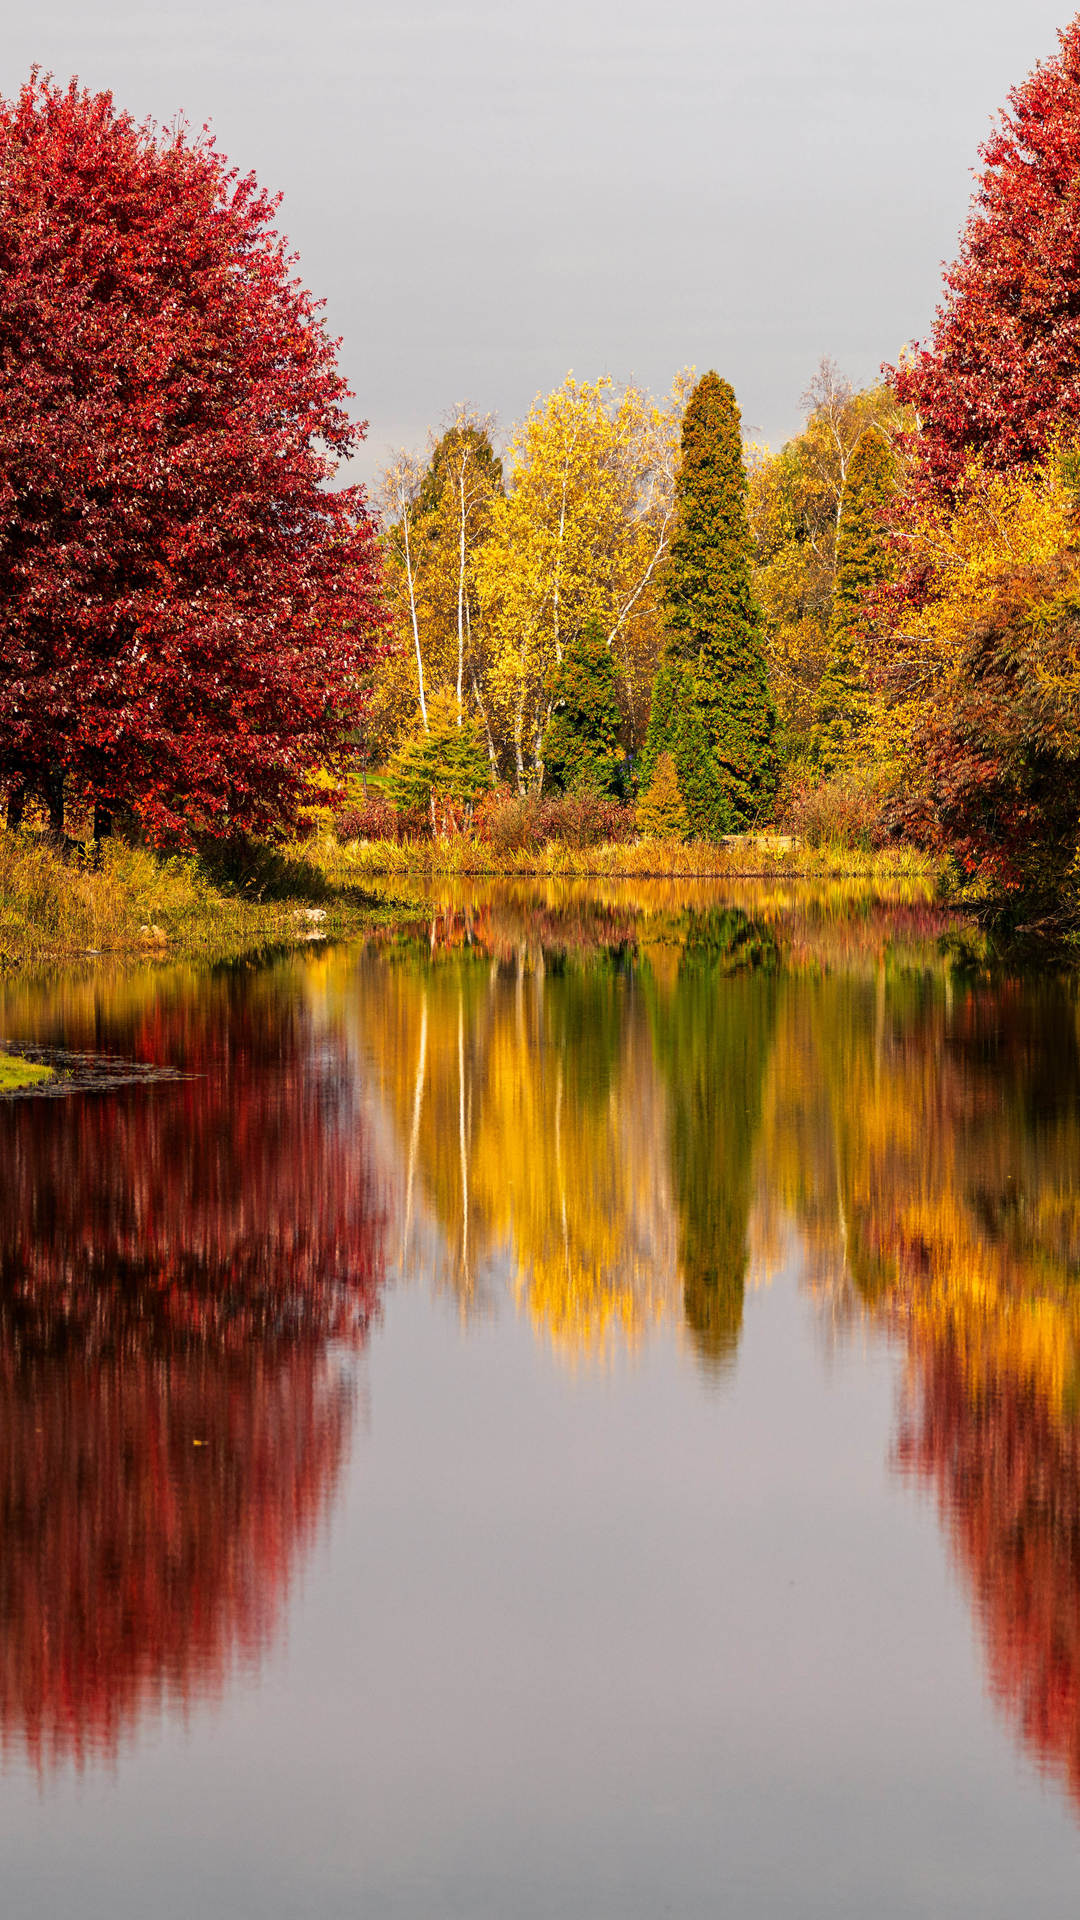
[897,1344,1080,1809]
[0,1347,352,1771]
[0,974,386,1769]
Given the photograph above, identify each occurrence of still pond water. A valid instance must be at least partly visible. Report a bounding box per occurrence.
[2,879,1080,1918]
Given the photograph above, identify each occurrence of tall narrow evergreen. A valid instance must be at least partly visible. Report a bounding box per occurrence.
[663,372,777,827]
[812,427,895,773]
[542,617,623,794]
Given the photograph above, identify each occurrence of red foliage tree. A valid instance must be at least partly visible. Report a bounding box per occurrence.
[0,74,385,840]
[890,18,1080,495]
[913,562,1080,918]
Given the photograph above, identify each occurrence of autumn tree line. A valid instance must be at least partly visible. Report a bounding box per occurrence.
[368,361,891,846]
[11,22,1080,919]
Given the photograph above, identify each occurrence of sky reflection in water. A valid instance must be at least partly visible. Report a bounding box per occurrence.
[2,882,1080,1917]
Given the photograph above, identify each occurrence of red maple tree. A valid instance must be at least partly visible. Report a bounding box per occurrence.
[890,17,1080,494]
[0,74,384,840]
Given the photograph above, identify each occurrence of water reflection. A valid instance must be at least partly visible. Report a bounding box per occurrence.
[354,939,681,1357]
[341,884,1080,1823]
[6,886,1080,1839]
[349,886,928,1369]
[644,915,778,1371]
[0,961,386,1769]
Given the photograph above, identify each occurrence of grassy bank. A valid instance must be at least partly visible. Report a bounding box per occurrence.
[324,831,939,883]
[0,824,940,970]
[0,829,387,967]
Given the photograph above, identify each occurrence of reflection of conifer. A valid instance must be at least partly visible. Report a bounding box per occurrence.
[645,919,777,1372]
[636,751,690,841]
[542,617,623,794]
[662,372,777,828]
[812,427,895,773]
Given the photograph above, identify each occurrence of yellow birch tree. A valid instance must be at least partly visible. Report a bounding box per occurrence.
[373,412,503,763]
[473,372,690,792]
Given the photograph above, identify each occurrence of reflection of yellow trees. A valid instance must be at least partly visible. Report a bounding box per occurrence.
[766,972,1080,1407]
[351,944,680,1361]
[759,964,1080,1813]
[349,904,781,1370]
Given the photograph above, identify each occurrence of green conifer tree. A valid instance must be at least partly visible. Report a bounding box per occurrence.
[386,691,490,827]
[662,372,777,827]
[542,617,624,794]
[812,427,895,773]
[637,654,734,836]
[636,750,690,840]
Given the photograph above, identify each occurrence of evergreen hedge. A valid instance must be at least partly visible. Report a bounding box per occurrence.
[542,617,624,794]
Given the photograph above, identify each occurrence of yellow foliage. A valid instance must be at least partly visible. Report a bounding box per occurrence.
[345,941,680,1362]
[374,422,503,761]
[472,372,690,788]
[748,369,902,750]
[876,448,1079,771]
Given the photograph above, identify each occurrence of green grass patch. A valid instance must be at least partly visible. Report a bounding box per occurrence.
[0,1051,53,1091]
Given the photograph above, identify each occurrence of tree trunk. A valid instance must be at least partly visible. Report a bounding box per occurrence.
[6,782,27,831]
[45,768,65,837]
[93,801,114,842]
[470,670,499,783]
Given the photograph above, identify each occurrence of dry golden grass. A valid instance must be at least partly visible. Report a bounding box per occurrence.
[324,831,938,883]
[0,830,387,966]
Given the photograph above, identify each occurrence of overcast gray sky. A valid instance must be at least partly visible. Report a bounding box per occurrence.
[3,2,1070,482]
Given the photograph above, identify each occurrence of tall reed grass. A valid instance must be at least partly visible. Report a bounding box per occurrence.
[324,832,938,882]
[0,821,939,970]
[0,831,346,964]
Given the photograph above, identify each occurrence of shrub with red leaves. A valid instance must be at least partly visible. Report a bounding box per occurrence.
[0,75,384,842]
[473,786,635,853]
[919,566,1080,918]
[334,795,430,844]
[334,794,397,844]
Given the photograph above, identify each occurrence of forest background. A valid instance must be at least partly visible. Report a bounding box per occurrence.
[359,12,1080,932]
[10,21,1080,942]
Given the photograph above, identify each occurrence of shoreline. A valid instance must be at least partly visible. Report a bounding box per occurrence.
[0,826,946,973]
[324,833,938,884]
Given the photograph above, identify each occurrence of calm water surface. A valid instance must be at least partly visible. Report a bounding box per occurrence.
[2,880,1080,1917]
